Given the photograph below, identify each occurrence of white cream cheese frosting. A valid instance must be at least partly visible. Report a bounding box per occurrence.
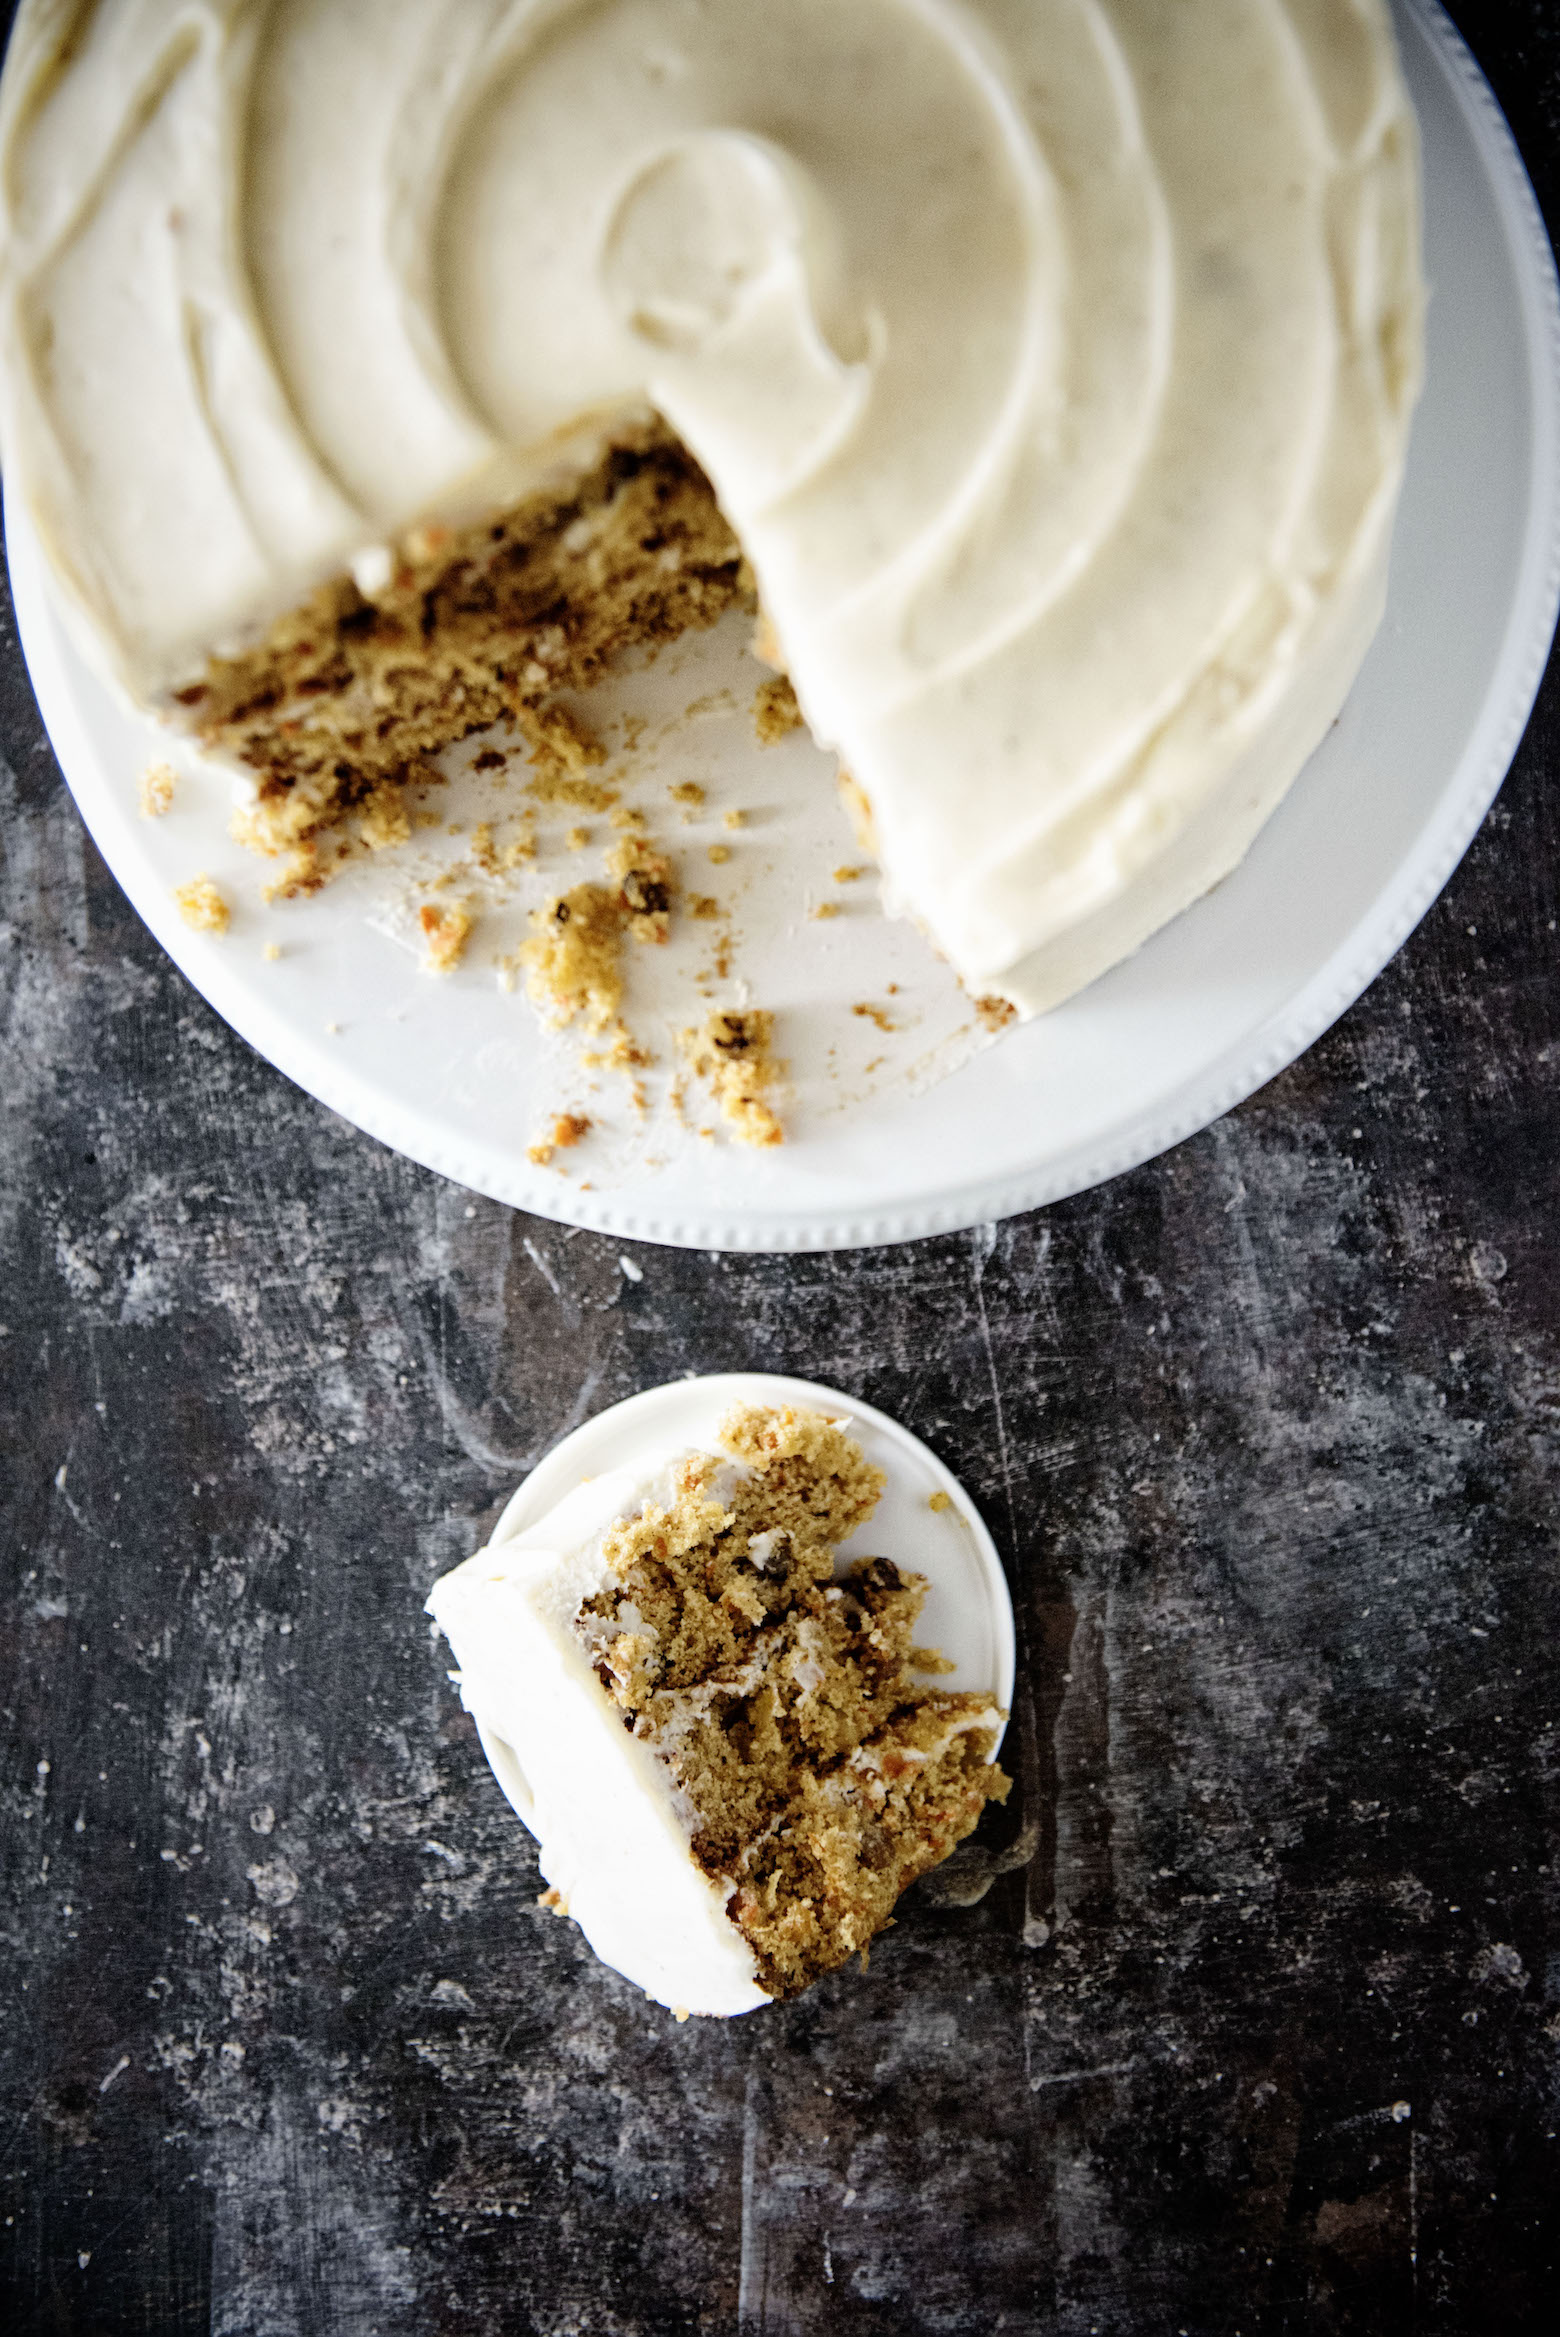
[427,1458,772,2019]
[0,0,1424,1014]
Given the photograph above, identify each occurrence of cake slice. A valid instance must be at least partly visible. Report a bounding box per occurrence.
[426,1403,1009,2016]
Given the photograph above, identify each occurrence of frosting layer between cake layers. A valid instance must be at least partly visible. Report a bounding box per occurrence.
[428,1464,773,2019]
[0,0,1423,1012]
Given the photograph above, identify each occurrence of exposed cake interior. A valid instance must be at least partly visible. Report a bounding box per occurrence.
[579,1403,1009,2000]
[173,417,751,893]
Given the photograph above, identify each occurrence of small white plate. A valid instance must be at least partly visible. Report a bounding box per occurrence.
[482,1371,1015,1730]
[9,1,1558,1252]
[462,1371,1012,1991]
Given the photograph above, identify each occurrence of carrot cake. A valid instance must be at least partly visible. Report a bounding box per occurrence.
[425,1403,1009,2015]
[0,0,1422,1015]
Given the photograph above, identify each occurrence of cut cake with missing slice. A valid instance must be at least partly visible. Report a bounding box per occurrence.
[427,1402,1009,2015]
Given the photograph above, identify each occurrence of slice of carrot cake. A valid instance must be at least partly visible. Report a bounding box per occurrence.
[426,1403,1009,2016]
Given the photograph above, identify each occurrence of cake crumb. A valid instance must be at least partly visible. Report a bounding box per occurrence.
[608,833,676,945]
[527,767,618,811]
[670,782,705,807]
[671,2006,691,2024]
[753,672,802,744]
[566,825,590,851]
[689,895,721,921]
[174,875,229,934]
[975,994,1017,1032]
[707,843,732,865]
[520,831,670,1040]
[723,808,746,830]
[522,883,624,1032]
[813,901,841,921]
[581,1027,652,1077]
[833,865,867,884]
[261,941,281,963]
[681,1009,784,1146]
[852,1002,896,1033]
[912,1645,958,1674]
[528,1112,592,1168]
[928,1490,953,1513]
[139,761,176,818]
[419,903,473,974]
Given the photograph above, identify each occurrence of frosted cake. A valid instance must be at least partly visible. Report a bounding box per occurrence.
[0,0,1423,1014]
[426,1402,1009,2015]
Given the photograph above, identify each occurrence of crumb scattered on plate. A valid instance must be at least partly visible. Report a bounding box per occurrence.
[139,761,176,818]
[753,673,802,744]
[522,882,625,1033]
[681,1009,784,1146]
[528,1112,592,1167]
[419,902,473,973]
[173,875,229,934]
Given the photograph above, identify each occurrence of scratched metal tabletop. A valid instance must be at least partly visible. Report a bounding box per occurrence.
[3,5,1558,2331]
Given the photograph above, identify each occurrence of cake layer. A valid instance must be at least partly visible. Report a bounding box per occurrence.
[0,0,1423,1012]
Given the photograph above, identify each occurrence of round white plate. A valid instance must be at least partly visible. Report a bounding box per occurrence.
[9,1,1559,1252]
[458,1372,1012,1998]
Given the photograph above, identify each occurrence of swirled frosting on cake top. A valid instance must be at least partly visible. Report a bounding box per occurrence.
[0,0,1423,1012]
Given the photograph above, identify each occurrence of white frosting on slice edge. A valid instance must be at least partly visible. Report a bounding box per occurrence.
[426,1462,770,2019]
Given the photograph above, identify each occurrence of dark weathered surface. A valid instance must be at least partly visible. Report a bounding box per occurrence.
[3,7,1559,2332]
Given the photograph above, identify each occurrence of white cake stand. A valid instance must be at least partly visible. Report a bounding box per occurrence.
[9,1,1558,1251]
